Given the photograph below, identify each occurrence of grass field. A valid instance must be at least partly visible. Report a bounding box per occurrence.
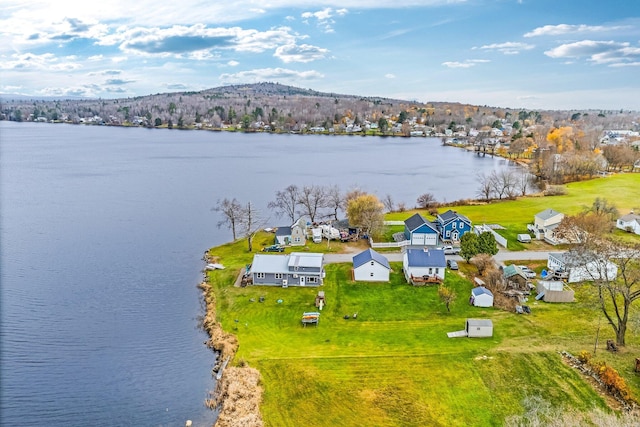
[207,175,640,426]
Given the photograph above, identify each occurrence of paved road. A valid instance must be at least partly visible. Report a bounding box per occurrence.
[324,249,558,264]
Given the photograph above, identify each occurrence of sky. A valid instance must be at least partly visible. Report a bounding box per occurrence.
[1,0,639,110]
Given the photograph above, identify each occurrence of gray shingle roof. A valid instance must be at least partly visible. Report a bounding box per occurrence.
[438,209,470,224]
[404,213,428,231]
[352,248,390,269]
[275,226,292,236]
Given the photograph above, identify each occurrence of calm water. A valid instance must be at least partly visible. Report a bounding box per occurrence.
[0,122,516,426]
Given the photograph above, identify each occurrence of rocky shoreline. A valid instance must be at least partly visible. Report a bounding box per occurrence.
[198,278,264,427]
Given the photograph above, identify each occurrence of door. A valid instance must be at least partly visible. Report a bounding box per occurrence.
[451,230,459,241]
[300,276,305,286]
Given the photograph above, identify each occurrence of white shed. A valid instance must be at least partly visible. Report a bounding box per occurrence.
[466,319,493,338]
[470,287,494,307]
[352,249,390,282]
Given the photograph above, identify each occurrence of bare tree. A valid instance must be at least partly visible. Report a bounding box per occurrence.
[382,194,395,213]
[567,237,640,346]
[267,185,299,224]
[298,185,327,223]
[416,192,437,209]
[515,170,534,196]
[324,184,343,221]
[212,198,243,240]
[238,201,268,252]
[476,172,493,201]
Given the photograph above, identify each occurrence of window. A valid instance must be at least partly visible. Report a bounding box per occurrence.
[275,273,283,279]
[307,276,318,284]
[460,221,464,229]
[256,273,265,279]
[371,261,375,266]
[446,230,450,237]
[435,268,439,275]
[370,272,374,277]
[294,237,301,243]
[428,268,433,274]
[452,222,457,229]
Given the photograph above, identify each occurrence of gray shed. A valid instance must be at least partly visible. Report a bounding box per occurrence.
[466,319,493,338]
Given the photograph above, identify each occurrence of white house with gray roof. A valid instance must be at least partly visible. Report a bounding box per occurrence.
[616,212,640,235]
[528,208,565,244]
[352,248,390,282]
[250,252,324,287]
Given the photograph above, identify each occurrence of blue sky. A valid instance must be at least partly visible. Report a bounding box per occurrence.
[1,0,639,110]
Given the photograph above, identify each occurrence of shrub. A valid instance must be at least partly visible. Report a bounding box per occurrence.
[544,185,568,196]
[576,350,591,364]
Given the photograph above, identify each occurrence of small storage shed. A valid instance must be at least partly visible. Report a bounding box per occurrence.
[466,319,493,338]
[536,280,575,303]
[470,286,494,307]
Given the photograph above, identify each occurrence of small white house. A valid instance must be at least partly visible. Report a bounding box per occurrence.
[548,252,618,283]
[528,209,565,244]
[616,212,640,235]
[470,287,494,307]
[466,319,493,338]
[352,248,390,282]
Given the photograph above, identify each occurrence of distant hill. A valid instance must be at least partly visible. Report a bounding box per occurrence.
[1,82,637,133]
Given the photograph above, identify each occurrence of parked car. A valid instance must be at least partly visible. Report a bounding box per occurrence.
[442,245,461,255]
[518,265,536,278]
[262,244,284,252]
[447,259,459,270]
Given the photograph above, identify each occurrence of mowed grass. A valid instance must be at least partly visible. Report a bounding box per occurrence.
[208,262,640,426]
[385,174,640,250]
[207,175,640,426]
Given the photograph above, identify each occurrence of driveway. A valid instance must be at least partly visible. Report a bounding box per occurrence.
[323,249,557,265]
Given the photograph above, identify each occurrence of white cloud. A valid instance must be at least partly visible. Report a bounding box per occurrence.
[385,73,396,79]
[544,40,640,66]
[219,67,324,83]
[274,43,329,63]
[474,42,534,55]
[0,52,82,71]
[300,7,348,33]
[96,24,298,58]
[524,24,629,37]
[227,60,240,66]
[442,59,490,68]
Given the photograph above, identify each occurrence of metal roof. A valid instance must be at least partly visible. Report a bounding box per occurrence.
[288,252,324,269]
[405,248,446,267]
[251,253,290,274]
[467,319,493,327]
[352,248,390,269]
[471,286,493,297]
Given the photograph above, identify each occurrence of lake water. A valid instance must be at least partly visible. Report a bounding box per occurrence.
[0,122,517,426]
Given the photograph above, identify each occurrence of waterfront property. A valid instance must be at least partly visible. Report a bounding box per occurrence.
[250,252,325,287]
[352,248,391,282]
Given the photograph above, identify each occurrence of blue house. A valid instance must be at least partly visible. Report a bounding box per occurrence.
[435,210,472,242]
[403,213,439,246]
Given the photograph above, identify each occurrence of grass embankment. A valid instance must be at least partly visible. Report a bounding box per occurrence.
[206,175,640,426]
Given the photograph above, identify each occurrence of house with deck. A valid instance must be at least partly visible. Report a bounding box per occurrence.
[275,219,308,246]
[528,209,565,244]
[403,248,446,284]
[435,210,472,242]
[352,248,390,282]
[251,252,324,287]
[404,213,439,247]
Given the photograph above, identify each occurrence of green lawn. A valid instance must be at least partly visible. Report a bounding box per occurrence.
[207,175,640,426]
[385,174,640,250]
